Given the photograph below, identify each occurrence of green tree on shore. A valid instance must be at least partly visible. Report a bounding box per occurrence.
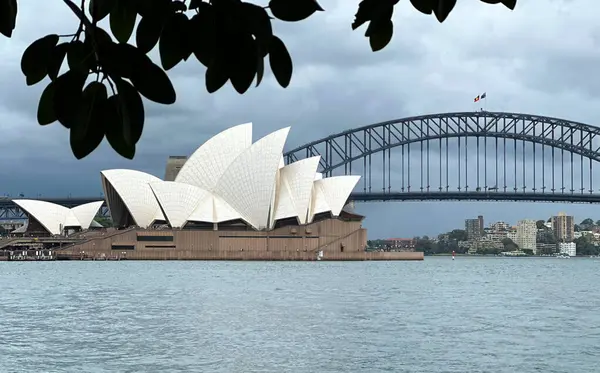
[501,237,518,251]
[574,235,600,256]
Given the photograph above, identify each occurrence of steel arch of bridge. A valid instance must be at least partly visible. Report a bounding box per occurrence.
[283,111,600,202]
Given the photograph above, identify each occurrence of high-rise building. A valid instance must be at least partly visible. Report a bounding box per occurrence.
[164,156,188,181]
[465,215,484,240]
[516,219,537,254]
[552,212,575,242]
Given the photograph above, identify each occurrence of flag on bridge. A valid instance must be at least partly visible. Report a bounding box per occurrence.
[473,92,487,103]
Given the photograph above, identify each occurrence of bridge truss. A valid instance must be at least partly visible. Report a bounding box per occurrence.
[284,111,600,203]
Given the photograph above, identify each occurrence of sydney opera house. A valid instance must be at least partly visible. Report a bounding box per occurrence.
[11,123,422,260]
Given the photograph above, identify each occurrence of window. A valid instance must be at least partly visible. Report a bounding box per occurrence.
[137,235,174,242]
[112,244,134,250]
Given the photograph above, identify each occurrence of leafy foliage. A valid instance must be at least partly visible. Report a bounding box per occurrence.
[0,0,517,160]
[574,235,600,256]
[501,237,518,251]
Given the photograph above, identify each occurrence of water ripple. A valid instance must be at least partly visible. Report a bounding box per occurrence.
[1,258,599,372]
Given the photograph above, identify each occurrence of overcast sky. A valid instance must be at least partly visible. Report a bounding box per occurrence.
[1,0,600,238]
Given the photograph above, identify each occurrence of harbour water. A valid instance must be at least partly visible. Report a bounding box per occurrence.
[1,257,599,372]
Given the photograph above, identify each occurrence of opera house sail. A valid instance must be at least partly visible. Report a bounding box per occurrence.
[11,199,104,236]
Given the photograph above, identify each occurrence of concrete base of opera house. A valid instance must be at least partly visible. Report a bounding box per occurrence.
[57,217,424,261]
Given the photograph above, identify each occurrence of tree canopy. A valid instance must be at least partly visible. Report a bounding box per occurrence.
[0,0,517,159]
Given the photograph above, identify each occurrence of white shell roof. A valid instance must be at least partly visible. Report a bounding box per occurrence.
[214,127,290,230]
[316,175,361,216]
[150,181,211,228]
[99,124,361,231]
[212,195,241,222]
[274,156,321,224]
[71,201,105,228]
[13,199,104,235]
[101,169,164,228]
[175,122,252,191]
[308,182,331,222]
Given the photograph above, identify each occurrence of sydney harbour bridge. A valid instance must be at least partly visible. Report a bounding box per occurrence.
[3,110,600,221]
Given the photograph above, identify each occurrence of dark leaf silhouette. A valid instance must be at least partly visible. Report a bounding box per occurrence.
[114,77,145,146]
[353,0,398,30]
[170,0,187,12]
[256,47,265,87]
[269,0,324,22]
[136,14,163,53]
[101,42,139,79]
[0,0,17,38]
[67,40,92,74]
[53,70,87,129]
[189,7,216,67]
[159,12,190,70]
[269,35,292,88]
[409,0,433,15]
[206,60,229,94]
[188,0,203,10]
[230,34,258,94]
[37,81,57,125]
[433,0,456,23]
[110,0,137,43]
[48,43,69,81]
[21,34,60,86]
[130,49,176,104]
[353,0,397,51]
[89,0,116,22]
[70,81,108,159]
[105,95,136,159]
[242,2,273,42]
[480,0,516,10]
[502,0,516,10]
[367,19,393,52]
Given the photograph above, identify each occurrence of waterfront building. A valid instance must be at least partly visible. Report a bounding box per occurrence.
[5,123,422,261]
[489,221,510,232]
[516,219,537,254]
[101,124,360,231]
[507,229,517,241]
[559,242,577,257]
[486,229,508,242]
[552,212,575,242]
[536,242,558,255]
[465,215,484,240]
